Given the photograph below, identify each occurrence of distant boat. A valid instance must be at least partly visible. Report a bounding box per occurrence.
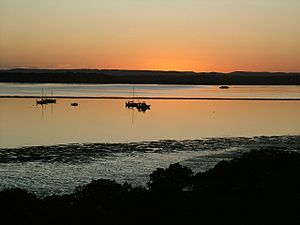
[36,89,56,105]
[71,102,79,107]
[36,99,56,104]
[136,102,150,112]
[219,85,230,89]
[126,100,139,108]
[125,88,150,112]
[126,87,138,107]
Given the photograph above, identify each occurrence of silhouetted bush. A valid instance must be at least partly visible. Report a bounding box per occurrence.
[0,188,38,225]
[193,150,300,194]
[0,150,299,225]
[147,163,193,192]
[74,179,128,202]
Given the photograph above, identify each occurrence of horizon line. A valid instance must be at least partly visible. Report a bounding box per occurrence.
[1,67,300,74]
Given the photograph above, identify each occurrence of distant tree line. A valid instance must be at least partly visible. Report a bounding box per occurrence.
[1,69,300,85]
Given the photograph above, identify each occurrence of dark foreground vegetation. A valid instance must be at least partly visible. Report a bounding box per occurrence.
[0,150,299,225]
[1,69,300,85]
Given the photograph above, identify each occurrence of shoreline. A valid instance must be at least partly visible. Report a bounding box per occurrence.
[1,95,300,101]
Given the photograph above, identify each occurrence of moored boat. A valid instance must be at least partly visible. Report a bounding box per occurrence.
[219,85,230,89]
[125,88,150,112]
[71,102,79,107]
[36,89,56,105]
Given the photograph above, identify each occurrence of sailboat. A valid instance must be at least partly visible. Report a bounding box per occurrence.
[125,88,150,112]
[36,89,56,105]
[125,87,139,108]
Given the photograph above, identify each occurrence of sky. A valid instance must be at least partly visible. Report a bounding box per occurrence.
[0,0,299,72]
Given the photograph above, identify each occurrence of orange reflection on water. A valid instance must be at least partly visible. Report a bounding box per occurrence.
[0,98,299,148]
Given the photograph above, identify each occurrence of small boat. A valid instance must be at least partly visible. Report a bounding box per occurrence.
[126,100,139,108]
[36,90,56,105]
[36,99,56,104]
[71,102,79,107]
[136,102,150,112]
[125,87,137,108]
[219,85,230,89]
[125,88,150,112]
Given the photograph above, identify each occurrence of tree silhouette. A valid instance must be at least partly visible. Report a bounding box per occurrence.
[147,163,193,192]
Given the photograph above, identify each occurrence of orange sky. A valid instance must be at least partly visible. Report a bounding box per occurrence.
[0,0,299,72]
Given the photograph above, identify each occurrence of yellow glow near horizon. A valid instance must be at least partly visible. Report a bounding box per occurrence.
[0,0,300,72]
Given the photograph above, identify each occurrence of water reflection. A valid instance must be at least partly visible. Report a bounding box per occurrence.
[0,98,299,148]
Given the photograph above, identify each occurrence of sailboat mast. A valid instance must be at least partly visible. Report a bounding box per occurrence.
[133,87,135,102]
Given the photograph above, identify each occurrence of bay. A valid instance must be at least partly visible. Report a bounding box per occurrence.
[0,83,299,196]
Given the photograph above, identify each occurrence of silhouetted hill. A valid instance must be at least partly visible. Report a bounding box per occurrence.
[0,69,300,85]
[0,149,299,225]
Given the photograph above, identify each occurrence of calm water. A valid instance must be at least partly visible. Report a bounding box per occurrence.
[1,83,300,99]
[0,84,299,195]
[1,98,299,148]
